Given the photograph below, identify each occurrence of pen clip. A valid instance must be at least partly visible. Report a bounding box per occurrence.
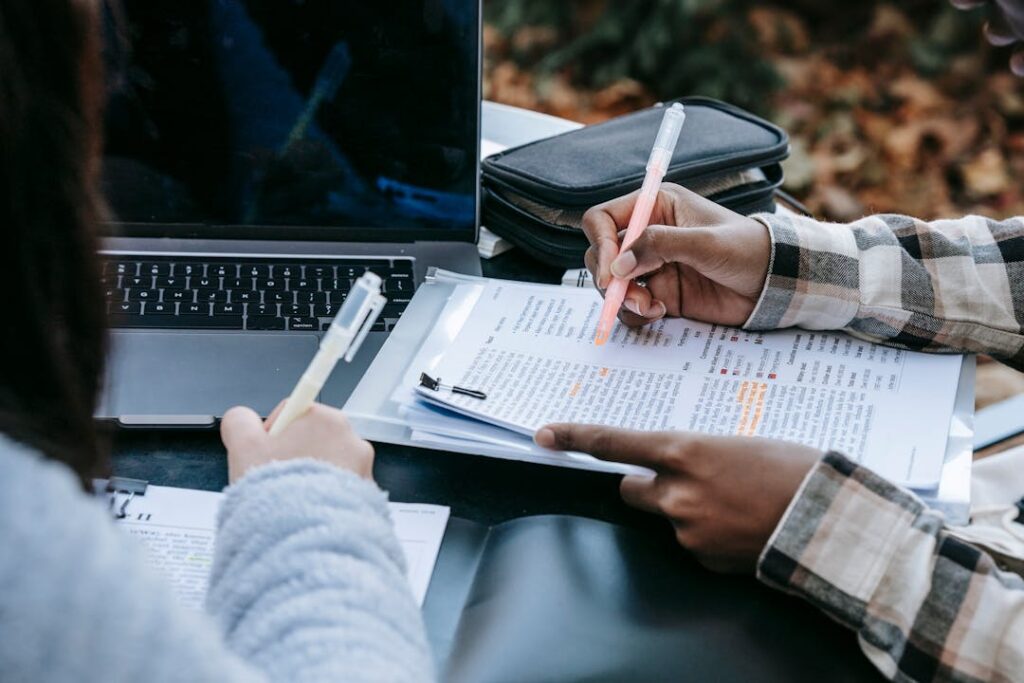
[344,292,386,362]
[418,372,487,400]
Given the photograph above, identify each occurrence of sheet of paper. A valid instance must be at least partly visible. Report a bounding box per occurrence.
[480,138,508,159]
[402,400,648,475]
[113,485,449,608]
[387,503,451,605]
[412,279,963,488]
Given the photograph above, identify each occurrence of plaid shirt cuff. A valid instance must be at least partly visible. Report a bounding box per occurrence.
[744,212,862,331]
[757,451,929,631]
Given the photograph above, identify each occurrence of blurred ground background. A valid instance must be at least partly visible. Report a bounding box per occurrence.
[484,0,1024,415]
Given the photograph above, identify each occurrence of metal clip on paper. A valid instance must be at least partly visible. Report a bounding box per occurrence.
[419,372,487,400]
[103,477,149,519]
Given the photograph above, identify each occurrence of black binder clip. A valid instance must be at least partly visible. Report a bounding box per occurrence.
[419,372,487,400]
[102,477,149,519]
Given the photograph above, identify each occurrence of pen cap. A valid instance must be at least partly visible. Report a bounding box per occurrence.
[333,271,383,329]
[647,103,686,173]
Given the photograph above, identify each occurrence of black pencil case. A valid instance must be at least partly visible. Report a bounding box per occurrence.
[481,97,790,267]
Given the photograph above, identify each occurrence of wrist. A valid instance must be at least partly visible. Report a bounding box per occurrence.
[743,212,860,331]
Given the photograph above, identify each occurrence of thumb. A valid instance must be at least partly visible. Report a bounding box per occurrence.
[535,423,676,470]
[610,225,718,280]
[220,406,267,452]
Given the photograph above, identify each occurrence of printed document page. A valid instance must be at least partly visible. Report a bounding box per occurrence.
[414,280,963,488]
[113,485,449,608]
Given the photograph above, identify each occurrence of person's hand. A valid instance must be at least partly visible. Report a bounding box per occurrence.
[951,0,1024,75]
[535,424,822,573]
[582,183,771,329]
[221,401,375,484]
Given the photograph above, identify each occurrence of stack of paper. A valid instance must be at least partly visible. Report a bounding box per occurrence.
[396,277,966,493]
[107,483,450,609]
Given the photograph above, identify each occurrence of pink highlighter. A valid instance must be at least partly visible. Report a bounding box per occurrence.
[593,103,686,346]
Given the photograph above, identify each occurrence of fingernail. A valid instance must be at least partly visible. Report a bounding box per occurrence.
[985,20,1018,46]
[598,274,610,289]
[611,251,637,278]
[1012,51,1024,77]
[535,428,556,449]
[648,301,667,318]
[624,298,645,316]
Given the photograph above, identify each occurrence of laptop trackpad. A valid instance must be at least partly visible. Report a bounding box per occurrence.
[102,331,319,424]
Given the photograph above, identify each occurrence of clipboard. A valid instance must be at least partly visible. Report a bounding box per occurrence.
[345,269,975,522]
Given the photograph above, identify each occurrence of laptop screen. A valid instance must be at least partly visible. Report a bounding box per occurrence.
[100,1,479,240]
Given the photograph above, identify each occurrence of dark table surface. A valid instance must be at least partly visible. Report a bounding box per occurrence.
[110,248,879,680]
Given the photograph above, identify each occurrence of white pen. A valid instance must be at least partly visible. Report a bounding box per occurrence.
[268,271,387,435]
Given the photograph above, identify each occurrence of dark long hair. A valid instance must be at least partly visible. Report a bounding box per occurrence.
[0,0,109,483]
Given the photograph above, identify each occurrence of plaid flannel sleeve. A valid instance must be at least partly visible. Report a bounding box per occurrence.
[744,212,1024,370]
[759,452,1024,682]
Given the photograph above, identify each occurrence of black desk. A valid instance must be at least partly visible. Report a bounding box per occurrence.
[111,249,881,681]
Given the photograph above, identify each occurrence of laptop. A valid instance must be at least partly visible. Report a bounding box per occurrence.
[95,1,482,427]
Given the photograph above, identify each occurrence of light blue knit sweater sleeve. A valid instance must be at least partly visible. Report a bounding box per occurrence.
[206,459,435,682]
[0,435,433,683]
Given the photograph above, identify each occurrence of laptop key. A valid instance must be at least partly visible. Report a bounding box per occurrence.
[247,315,286,331]
[326,278,352,292]
[193,276,217,289]
[288,316,318,331]
[391,260,414,276]
[256,278,285,291]
[141,262,171,276]
[123,275,151,289]
[108,312,239,329]
[147,302,174,315]
[232,290,259,303]
[250,303,276,316]
[275,264,301,278]
[383,304,407,319]
[210,264,234,277]
[338,265,370,280]
[176,314,243,329]
[242,264,271,278]
[290,278,318,292]
[327,291,349,304]
[182,302,207,315]
[127,289,160,302]
[175,262,204,276]
[266,291,292,304]
[106,261,138,276]
[166,290,192,302]
[386,277,413,294]
[225,277,252,290]
[305,264,335,279]
[196,288,228,303]
[295,291,324,304]
[109,302,142,315]
[214,303,241,315]
[284,303,310,317]
[156,276,186,289]
[313,303,337,317]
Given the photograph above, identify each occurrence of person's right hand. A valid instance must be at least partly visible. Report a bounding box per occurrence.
[582,183,771,328]
[220,402,375,484]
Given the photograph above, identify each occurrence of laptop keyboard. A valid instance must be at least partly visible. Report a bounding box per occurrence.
[101,256,414,332]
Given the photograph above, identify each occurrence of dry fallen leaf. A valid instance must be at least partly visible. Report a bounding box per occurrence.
[961,147,1011,198]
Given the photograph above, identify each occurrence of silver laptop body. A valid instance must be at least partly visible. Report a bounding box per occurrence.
[96,1,482,427]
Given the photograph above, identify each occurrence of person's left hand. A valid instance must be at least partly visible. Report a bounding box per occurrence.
[535,424,823,573]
